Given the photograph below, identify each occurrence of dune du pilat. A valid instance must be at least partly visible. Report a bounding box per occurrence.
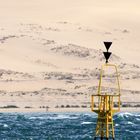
[0,0,139,140]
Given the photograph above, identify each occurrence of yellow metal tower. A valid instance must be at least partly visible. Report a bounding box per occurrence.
[91,42,121,140]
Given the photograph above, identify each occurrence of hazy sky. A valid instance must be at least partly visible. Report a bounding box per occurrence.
[0,0,139,25]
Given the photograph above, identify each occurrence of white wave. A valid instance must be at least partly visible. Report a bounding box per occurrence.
[3,124,8,128]
[136,118,140,121]
[118,112,133,118]
[134,114,140,117]
[81,122,93,125]
[115,124,119,126]
[55,114,71,119]
[127,121,134,125]
[83,113,93,116]
[28,114,79,120]
[29,116,45,120]
[49,114,78,120]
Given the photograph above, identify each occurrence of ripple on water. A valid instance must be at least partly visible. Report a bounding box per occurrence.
[0,112,139,140]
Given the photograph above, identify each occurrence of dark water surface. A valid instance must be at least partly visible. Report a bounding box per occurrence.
[0,112,139,140]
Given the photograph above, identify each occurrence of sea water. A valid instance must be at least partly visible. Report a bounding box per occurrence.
[0,112,139,140]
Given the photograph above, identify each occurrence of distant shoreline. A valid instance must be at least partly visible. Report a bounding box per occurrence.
[0,107,139,113]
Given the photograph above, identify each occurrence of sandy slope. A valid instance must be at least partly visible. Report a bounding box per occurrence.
[0,0,139,111]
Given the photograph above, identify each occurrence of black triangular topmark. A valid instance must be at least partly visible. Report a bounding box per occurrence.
[104,42,112,51]
[103,52,112,63]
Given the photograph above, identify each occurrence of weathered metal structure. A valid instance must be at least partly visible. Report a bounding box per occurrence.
[91,42,121,140]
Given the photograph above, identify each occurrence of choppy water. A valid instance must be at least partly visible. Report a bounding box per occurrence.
[0,112,139,140]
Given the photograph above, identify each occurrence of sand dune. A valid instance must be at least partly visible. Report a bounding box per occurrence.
[0,0,139,111]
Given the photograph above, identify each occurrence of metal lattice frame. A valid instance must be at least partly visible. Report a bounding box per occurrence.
[91,64,121,140]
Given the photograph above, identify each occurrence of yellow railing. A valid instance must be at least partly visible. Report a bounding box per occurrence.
[91,94,120,113]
